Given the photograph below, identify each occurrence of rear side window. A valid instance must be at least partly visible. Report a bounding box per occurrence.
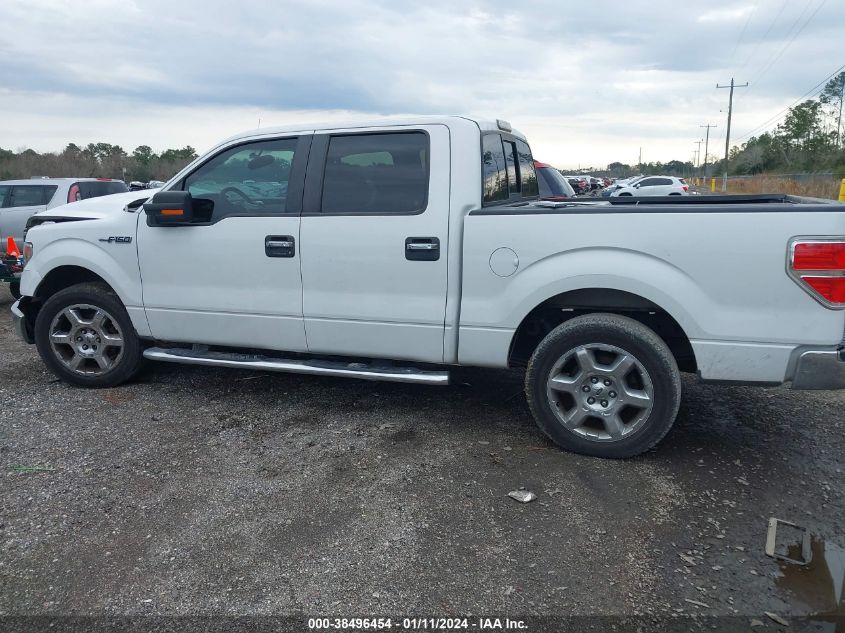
[481,133,539,205]
[0,185,9,208]
[516,140,538,196]
[321,132,429,214]
[482,134,508,204]
[8,185,57,208]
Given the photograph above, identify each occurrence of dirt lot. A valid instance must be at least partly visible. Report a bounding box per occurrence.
[1,286,843,630]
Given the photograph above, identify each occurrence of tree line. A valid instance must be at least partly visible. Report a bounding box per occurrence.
[594,72,845,179]
[0,143,198,183]
[728,71,845,176]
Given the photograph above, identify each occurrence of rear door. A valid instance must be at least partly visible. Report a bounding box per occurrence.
[299,125,450,362]
[0,185,56,246]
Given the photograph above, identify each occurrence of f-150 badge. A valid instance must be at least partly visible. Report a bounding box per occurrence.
[98,236,133,244]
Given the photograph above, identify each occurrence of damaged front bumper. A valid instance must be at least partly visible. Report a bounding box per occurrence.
[11,298,34,344]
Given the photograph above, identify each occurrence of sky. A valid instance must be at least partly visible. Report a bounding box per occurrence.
[0,0,842,169]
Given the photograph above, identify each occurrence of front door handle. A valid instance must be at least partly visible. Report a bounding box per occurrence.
[405,237,440,261]
[265,235,295,258]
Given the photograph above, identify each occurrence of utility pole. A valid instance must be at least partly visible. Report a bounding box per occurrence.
[717,78,748,192]
[699,124,717,179]
[693,139,704,172]
[638,147,642,171]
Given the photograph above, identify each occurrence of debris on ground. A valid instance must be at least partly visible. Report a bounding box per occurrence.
[683,598,710,608]
[507,490,537,503]
[764,612,789,626]
[750,619,764,628]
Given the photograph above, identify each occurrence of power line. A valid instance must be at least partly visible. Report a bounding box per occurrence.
[717,78,749,191]
[748,0,826,90]
[738,0,788,71]
[734,62,845,142]
[728,2,758,68]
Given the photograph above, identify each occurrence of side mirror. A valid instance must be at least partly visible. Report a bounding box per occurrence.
[143,190,194,226]
[634,183,641,188]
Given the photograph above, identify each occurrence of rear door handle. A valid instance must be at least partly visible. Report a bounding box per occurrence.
[265,235,295,258]
[405,237,440,261]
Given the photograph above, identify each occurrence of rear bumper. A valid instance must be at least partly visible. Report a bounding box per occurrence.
[791,348,845,390]
[11,299,34,344]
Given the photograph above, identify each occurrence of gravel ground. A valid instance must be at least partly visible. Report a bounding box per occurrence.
[1,286,843,630]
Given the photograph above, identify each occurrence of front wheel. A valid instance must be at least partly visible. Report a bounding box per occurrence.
[34,282,143,387]
[525,314,681,458]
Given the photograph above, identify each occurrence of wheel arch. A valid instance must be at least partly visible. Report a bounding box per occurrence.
[33,265,114,302]
[508,287,698,373]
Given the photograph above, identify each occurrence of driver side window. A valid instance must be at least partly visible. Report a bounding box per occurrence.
[182,137,297,219]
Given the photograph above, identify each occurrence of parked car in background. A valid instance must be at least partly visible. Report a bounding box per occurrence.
[0,178,129,251]
[535,161,577,199]
[611,176,688,197]
[602,176,645,197]
[565,176,590,195]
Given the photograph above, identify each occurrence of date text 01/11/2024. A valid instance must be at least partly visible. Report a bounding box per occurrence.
[307,617,528,630]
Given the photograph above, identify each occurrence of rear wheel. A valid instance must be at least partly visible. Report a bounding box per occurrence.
[618,192,632,197]
[34,282,143,387]
[525,313,681,458]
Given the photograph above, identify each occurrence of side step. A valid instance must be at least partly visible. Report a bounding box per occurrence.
[142,347,450,385]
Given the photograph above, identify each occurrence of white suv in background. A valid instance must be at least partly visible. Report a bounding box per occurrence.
[611,176,689,197]
[0,178,128,251]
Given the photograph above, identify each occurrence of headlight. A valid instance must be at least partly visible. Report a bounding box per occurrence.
[22,242,33,265]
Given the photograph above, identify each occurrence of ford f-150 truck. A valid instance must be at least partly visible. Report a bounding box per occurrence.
[10,116,845,458]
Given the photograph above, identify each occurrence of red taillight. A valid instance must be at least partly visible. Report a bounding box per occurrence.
[682,185,689,192]
[533,160,551,169]
[793,241,845,270]
[801,277,845,304]
[789,239,845,307]
[67,184,81,203]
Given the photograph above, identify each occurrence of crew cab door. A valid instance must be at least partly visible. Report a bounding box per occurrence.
[137,134,312,352]
[299,125,450,362]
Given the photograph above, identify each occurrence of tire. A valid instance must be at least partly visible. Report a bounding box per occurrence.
[34,282,143,387]
[525,313,681,458]
[618,192,632,197]
[9,281,21,299]
[668,192,682,196]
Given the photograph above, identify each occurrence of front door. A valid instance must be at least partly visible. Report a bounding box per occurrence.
[299,125,450,363]
[137,134,311,352]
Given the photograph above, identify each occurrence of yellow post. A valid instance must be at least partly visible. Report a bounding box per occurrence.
[839,178,845,202]
[710,177,716,193]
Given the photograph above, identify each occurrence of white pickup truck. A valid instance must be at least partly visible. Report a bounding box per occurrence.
[11,116,845,458]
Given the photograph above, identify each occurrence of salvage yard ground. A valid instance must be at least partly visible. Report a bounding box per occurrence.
[1,287,843,628]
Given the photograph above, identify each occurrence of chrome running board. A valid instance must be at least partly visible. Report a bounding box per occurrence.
[143,347,450,385]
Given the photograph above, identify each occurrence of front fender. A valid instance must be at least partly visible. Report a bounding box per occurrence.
[24,237,141,308]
